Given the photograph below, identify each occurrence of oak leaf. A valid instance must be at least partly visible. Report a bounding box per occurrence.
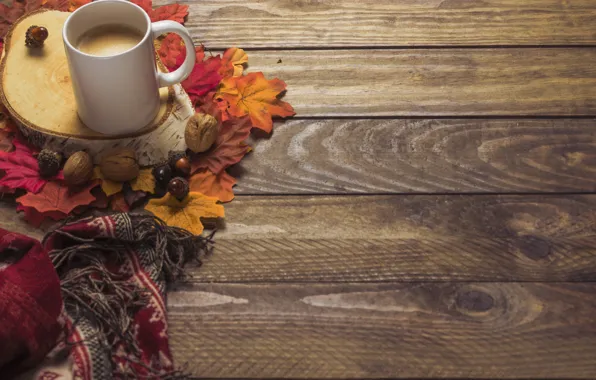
[219,47,248,78]
[189,169,236,203]
[16,180,99,215]
[145,192,224,235]
[130,168,155,194]
[216,72,295,133]
[151,4,189,24]
[93,167,123,197]
[0,138,63,193]
[191,116,252,174]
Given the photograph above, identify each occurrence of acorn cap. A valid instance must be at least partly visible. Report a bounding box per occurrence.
[37,149,62,178]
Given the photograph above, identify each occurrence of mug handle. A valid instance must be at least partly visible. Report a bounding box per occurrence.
[151,21,196,87]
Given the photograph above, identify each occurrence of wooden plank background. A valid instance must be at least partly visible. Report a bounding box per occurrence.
[3,0,596,378]
[164,0,596,48]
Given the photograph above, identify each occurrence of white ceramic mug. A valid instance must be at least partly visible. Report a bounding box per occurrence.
[62,0,196,135]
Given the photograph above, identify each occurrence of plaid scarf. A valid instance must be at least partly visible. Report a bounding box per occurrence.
[0,213,212,379]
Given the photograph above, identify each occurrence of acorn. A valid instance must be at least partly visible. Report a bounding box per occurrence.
[99,147,139,182]
[63,151,93,186]
[152,162,172,187]
[37,149,62,178]
[168,177,189,200]
[168,151,187,168]
[25,26,48,48]
[185,113,218,153]
[174,156,191,177]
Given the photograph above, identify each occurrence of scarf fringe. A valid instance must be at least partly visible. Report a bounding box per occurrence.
[43,213,214,379]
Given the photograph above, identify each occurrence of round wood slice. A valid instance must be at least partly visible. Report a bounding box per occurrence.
[0,10,193,166]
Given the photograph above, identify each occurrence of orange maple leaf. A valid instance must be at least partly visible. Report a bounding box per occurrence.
[189,169,236,203]
[68,0,91,12]
[219,47,248,78]
[16,180,99,215]
[216,72,295,133]
[145,192,224,235]
[151,4,189,23]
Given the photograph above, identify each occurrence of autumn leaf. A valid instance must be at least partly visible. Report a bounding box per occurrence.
[87,186,109,209]
[189,169,236,203]
[195,91,223,123]
[151,4,189,24]
[181,55,222,105]
[130,0,152,15]
[17,180,98,215]
[191,116,252,174]
[41,0,69,11]
[93,167,123,197]
[124,189,147,208]
[158,33,184,70]
[130,168,155,194]
[0,138,63,193]
[1,1,26,39]
[17,204,66,228]
[145,192,224,235]
[68,0,91,12]
[219,48,248,78]
[216,72,295,133]
[110,193,129,213]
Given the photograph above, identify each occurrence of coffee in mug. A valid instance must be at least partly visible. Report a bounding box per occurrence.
[76,24,144,57]
[63,0,196,135]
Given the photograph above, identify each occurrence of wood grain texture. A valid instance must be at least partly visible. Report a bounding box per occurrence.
[188,194,596,282]
[234,119,596,194]
[243,49,596,116]
[167,282,596,378]
[2,194,595,282]
[154,0,596,48]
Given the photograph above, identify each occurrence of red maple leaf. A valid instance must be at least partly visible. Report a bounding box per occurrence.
[130,0,152,14]
[181,55,222,105]
[151,4,189,23]
[17,180,98,215]
[191,116,252,174]
[0,138,63,193]
[17,204,66,228]
[195,91,223,123]
[1,0,59,40]
[158,33,184,70]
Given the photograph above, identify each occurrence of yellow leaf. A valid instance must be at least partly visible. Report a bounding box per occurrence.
[220,47,248,78]
[93,167,123,197]
[145,192,224,235]
[130,168,155,194]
